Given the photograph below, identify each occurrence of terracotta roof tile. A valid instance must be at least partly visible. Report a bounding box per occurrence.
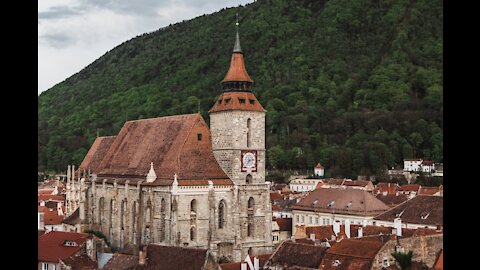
[38,231,89,263]
[79,136,116,173]
[275,218,292,231]
[63,208,80,226]
[209,92,265,113]
[375,183,399,195]
[38,189,55,195]
[270,192,284,201]
[315,163,324,169]
[397,184,421,192]
[103,253,139,270]
[95,114,229,182]
[433,249,443,270]
[374,195,443,226]
[375,194,409,208]
[60,254,97,270]
[291,188,389,216]
[39,206,65,225]
[221,53,253,83]
[135,244,209,270]
[267,241,328,269]
[343,180,372,187]
[418,186,441,195]
[38,194,65,202]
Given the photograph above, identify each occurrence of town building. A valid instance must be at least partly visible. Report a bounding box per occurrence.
[403,159,423,172]
[314,163,325,177]
[288,178,323,192]
[271,218,292,245]
[291,188,389,235]
[65,22,273,262]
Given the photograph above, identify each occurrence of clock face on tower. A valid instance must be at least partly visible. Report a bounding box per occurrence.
[241,150,257,172]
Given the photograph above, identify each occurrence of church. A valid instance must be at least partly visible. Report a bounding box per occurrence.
[65,22,273,262]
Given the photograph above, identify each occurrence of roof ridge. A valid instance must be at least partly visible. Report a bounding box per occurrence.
[125,113,198,123]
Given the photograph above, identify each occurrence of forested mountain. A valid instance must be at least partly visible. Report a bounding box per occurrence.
[38,0,443,179]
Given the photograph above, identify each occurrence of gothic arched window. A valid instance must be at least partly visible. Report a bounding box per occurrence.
[190,226,196,241]
[98,197,104,225]
[190,199,197,215]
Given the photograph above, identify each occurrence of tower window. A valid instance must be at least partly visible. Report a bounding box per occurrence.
[247,118,252,147]
[218,200,226,229]
[249,99,255,105]
[197,133,202,141]
[239,98,246,104]
[246,174,252,184]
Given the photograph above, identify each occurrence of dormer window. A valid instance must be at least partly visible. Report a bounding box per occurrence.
[239,98,246,104]
[63,240,78,247]
[217,99,222,104]
[197,133,202,141]
[225,98,231,104]
[249,99,255,105]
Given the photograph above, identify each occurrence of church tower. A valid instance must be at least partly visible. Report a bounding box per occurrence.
[209,17,272,259]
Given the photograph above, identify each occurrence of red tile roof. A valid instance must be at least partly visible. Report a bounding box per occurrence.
[375,194,409,208]
[433,249,443,270]
[95,114,230,183]
[315,163,324,169]
[38,194,65,203]
[39,206,65,225]
[38,231,89,263]
[343,180,372,187]
[418,186,441,195]
[274,218,292,231]
[270,192,284,201]
[291,188,389,216]
[375,183,399,195]
[38,189,55,195]
[266,241,328,269]
[374,195,443,226]
[79,136,116,173]
[136,244,210,270]
[103,253,139,270]
[63,208,80,226]
[209,92,266,113]
[221,52,253,83]
[60,254,97,270]
[397,184,421,192]
[422,160,434,165]
[319,237,387,270]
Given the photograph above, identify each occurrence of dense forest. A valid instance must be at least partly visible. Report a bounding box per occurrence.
[38,0,443,179]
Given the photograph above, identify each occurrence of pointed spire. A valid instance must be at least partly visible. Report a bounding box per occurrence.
[233,13,242,53]
[146,162,157,182]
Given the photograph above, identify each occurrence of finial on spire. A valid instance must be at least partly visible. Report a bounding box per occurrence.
[146,162,157,182]
[233,13,242,53]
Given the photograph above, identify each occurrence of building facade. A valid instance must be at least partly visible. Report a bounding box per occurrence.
[65,23,272,262]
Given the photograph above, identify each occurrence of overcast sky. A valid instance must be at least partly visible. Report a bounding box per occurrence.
[38,0,254,95]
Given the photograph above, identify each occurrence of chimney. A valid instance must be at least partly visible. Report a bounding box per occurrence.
[254,257,259,270]
[333,220,341,236]
[358,227,363,238]
[139,245,147,265]
[394,218,402,237]
[345,219,351,238]
[310,233,315,240]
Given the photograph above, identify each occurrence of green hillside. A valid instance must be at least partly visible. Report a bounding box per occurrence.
[38,0,443,178]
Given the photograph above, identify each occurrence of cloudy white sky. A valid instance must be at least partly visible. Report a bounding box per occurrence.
[38,0,254,95]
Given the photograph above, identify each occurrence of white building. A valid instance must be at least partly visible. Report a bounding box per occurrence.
[403,159,423,172]
[314,163,324,177]
[421,160,435,173]
[289,178,323,192]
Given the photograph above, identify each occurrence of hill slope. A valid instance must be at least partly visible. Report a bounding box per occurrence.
[38,0,443,178]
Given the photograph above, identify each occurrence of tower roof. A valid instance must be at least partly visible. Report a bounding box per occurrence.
[221,16,253,86]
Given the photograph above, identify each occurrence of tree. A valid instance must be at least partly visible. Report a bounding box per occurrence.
[391,250,413,270]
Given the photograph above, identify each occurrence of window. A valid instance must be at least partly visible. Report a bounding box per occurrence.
[190,226,196,241]
[239,98,246,104]
[132,201,137,243]
[309,216,313,224]
[225,98,231,104]
[197,133,202,141]
[42,263,48,270]
[300,215,304,223]
[315,217,319,224]
[218,200,226,229]
[217,99,222,104]
[296,215,299,222]
[247,118,252,147]
[190,199,197,214]
[249,99,255,105]
[159,199,166,242]
[246,174,252,184]
[248,197,254,210]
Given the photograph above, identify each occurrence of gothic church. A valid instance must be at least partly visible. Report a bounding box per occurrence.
[65,23,273,262]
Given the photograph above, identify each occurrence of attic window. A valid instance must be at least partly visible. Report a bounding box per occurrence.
[225,98,231,104]
[249,99,255,105]
[197,133,202,141]
[217,99,222,104]
[63,240,78,247]
[332,260,341,266]
[239,98,246,104]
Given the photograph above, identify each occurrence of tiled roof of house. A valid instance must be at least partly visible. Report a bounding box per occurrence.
[38,231,89,263]
[397,184,421,192]
[375,194,409,208]
[270,192,284,201]
[209,92,266,113]
[291,188,389,216]
[319,237,387,270]
[38,189,55,195]
[38,206,65,225]
[221,52,253,83]
[219,254,271,270]
[38,230,46,237]
[63,208,80,226]
[135,244,209,270]
[79,136,116,173]
[93,114,231,184]
[374,195,443,226]
[60,254,97,270]
[324,178,347,186]
[433,249,443,270]
[375,183,399,195]
[103,253,139,270]
[38,194,65,202]
[275,218,292,231]
[266,241,328,269]
[315,163,324,169]
[418,186,441,196]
